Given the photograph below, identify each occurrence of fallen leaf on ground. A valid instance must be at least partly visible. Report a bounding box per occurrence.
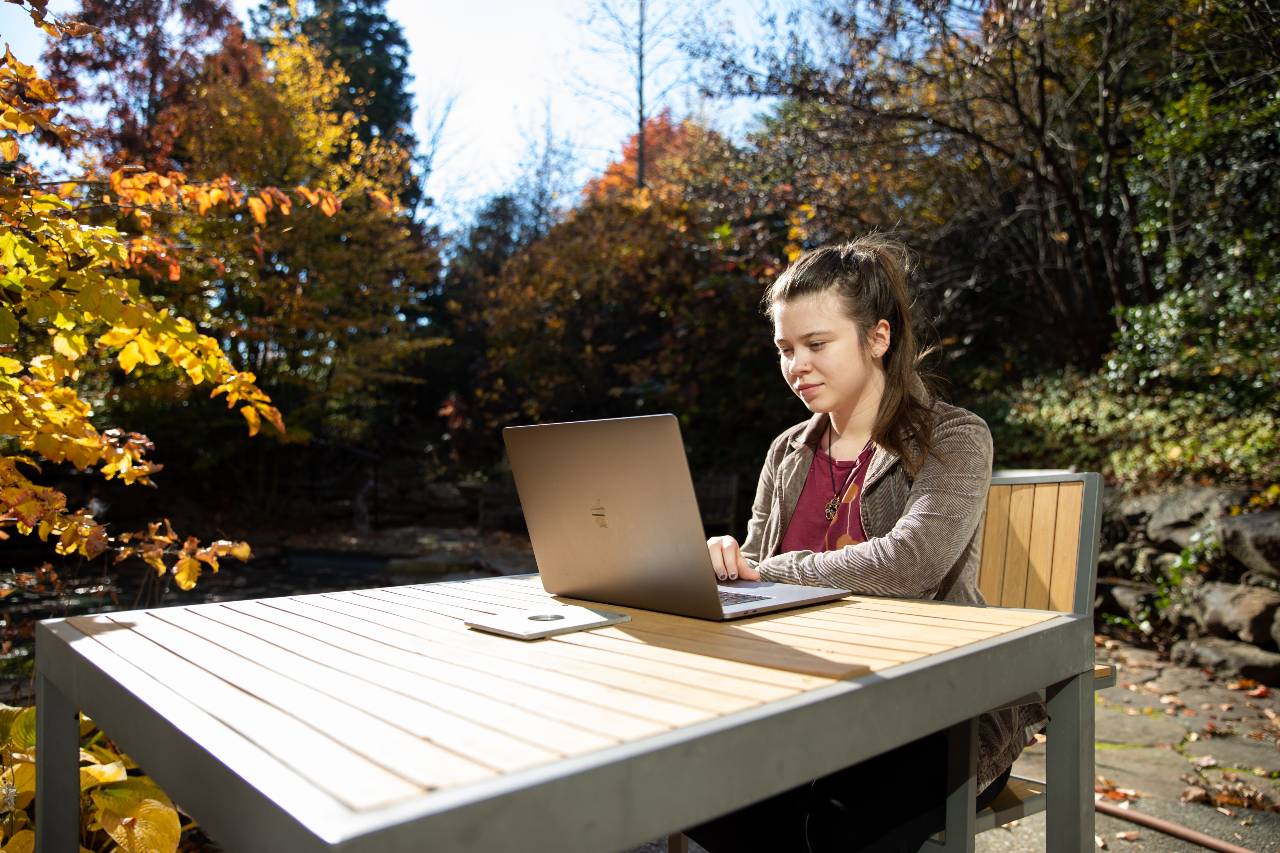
[1161,694,1185,706]
[1181,785,1210,804]
[1217,806,1237,817]
[1094,778,1142,804]
[1228,678,1259,691]
[1115,831,1140,842]
[1194,755,1219,768]
[1247,685,1270,698]
[1095,834,1108,849]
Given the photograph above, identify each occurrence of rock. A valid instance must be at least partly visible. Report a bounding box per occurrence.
[1217,511,1280,580]
[1133,546,1161,577]
[1146,487,1251,551]
[1119,492,1165,529]
[1104,581,1157,625]
[1171,638,1280,685]
[1194,582,1280,647]
[1269,610,1280,652]
[1101,543,1136,576]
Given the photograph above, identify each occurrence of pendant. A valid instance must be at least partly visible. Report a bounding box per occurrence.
[825,495,840,521]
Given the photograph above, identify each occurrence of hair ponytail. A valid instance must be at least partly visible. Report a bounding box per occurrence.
[763,235,936,475]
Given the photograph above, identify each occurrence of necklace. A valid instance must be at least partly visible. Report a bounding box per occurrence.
[825,431,873,522]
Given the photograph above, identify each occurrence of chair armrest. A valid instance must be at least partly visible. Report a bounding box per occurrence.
[986,663,1117,712]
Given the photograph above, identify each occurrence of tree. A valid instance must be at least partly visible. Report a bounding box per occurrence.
[117,30,443,506]
[42,0,255,170]
[251,0,426,209]
[695,0,1187,366]
[462,115,784,474]
[578,0,693,188]
[0,5,317,590]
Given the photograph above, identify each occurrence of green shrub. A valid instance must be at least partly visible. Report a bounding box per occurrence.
[987,275,1279,490]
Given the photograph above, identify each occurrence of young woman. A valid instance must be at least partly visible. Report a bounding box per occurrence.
[692,237,1042,852]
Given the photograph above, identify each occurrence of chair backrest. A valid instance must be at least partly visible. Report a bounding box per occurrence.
[977,471,1103,616]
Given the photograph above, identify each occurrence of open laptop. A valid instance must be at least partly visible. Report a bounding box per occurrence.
[502,414,851,620]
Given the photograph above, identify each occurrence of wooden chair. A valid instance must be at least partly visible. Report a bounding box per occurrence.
[928,470,1110,850]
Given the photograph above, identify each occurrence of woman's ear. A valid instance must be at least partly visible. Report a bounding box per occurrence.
[868,319,891,359]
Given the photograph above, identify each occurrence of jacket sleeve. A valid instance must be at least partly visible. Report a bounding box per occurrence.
[756,410,993,597]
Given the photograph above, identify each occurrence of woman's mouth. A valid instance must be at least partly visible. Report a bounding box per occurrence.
[795,383,822,399]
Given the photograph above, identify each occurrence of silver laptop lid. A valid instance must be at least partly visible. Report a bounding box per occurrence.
[502,414,725,619]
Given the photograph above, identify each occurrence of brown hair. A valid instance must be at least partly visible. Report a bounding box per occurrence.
[763,235,935,474]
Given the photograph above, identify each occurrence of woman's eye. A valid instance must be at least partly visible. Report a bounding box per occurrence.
[778,349,792,358]
[810,342,826,351]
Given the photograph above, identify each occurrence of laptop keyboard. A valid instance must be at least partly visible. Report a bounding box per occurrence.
[719,590,771,607]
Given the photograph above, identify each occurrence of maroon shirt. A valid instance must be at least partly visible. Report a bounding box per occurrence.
[779,441,875,554]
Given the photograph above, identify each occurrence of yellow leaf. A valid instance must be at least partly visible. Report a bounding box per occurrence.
[240,405,260,436]
[53,335,81,360]
[118,341,142,374]
[246,196,267,225]
[173,556,200,590]
[133,335,160,366]
[1,761,36,812]
[143,551,167,577]
[230,541,251,561]
[0,137,18,162]
[80,761,127,791]
[1,829,34,853]
[98,327,137,347]
[9,707,36,750]
[0,356,21,374]
[94,797,180,853]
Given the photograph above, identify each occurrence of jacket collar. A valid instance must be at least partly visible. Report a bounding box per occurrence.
[787,412,901,490]
[788,413,828,451]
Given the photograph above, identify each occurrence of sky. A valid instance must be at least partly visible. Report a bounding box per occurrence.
[0,0,779,231]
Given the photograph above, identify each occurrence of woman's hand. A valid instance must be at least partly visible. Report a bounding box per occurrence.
[707,535,760,582]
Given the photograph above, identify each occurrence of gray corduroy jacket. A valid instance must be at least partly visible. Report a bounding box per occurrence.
[743,400,1045,791]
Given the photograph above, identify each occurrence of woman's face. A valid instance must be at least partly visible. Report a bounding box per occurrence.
[772,291,887,419]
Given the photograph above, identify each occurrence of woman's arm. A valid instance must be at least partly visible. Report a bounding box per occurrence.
[755,409,993,597]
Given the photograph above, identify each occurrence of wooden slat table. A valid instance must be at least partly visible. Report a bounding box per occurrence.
[35,575,1094,852]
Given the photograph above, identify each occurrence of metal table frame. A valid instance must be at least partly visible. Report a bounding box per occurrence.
[35,587,1093,853]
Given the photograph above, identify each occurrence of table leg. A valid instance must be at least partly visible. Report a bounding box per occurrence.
[938,717,977,853]
[666,833,688,852]
[36,671,79,853]
[1046,670,1094,852]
